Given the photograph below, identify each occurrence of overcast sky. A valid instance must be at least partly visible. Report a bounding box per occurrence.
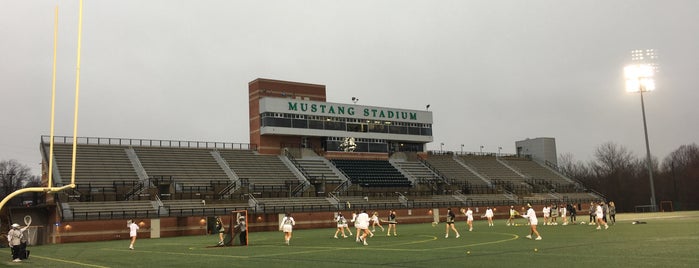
[1,0,698,175]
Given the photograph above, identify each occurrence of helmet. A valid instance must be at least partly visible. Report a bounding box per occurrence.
[11,223,20,228]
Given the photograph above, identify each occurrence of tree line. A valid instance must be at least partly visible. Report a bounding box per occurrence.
[558,143,699,212]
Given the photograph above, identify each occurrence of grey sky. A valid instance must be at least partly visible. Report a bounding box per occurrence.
[1,0,698,175]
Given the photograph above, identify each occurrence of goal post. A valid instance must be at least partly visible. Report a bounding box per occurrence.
[224,210,248,246]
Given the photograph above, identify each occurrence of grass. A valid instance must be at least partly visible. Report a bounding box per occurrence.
[4,211,699,267]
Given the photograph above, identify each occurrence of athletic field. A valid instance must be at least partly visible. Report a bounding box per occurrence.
[6,211,699,267]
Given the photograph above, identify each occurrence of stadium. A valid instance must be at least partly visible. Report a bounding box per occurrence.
[7,78,604,245]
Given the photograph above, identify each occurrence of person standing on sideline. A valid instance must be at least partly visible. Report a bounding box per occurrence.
[506,206,518,226]
[334,212,348,238]
[7,223,25,262]
[279,212,296,245]
[215,216,225,246]
[568,203,577,224]
[128,219,139,250]
[609,201,617,225]
[444,208,460,238]
[355,210,371,245]
[588,202,596,225]
[484,207,494,227]
[521,204,542,240]
[595,202,609,230]
[386,210,398,236]
[370,211,384,232]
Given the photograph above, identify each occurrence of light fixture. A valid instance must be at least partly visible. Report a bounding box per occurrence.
[625,48,658,211]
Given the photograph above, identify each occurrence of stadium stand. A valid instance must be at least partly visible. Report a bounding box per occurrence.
[330,159,412,188]
[421,154,494,193]
[458,155,532,193]
[48,143,140,201]
[500,157,580,193]
[63,200,158,221]
[218,150,303,196]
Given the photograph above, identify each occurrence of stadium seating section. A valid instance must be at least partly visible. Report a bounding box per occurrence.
[42,137,602,221]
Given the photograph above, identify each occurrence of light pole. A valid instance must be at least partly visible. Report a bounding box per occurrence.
[479,145,483,154]
[624,50,657,211]
[498,146,502,155]
[440,142,444,153]
[460,144,464,154]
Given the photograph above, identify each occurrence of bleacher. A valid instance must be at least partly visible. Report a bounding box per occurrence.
[134,147,230,188]
[338,196,405,210]
[218,150,299,190]
[64,200,158,221]
[409,195,462,208]
[161,199,249,217]
[330,159,411,188]
[256,197,336,213]
[293,158,343,183]
[50,143,140,201]
[501,158,578,192]
[458,155,531,192]
[423,154,490,187]
[42,136,602,223]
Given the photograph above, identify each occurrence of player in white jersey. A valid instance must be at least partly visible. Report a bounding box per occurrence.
[521,204,542,240]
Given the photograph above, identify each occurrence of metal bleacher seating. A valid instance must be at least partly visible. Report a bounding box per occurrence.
[330,159,411,188]
[134,147,230,188]
[49,143,140,201]
[423,154,490,187]
[218,150,300,191]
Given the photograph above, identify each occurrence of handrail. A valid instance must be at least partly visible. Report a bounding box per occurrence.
[41,135,256,150]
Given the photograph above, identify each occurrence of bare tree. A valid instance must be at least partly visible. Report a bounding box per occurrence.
[0,159,37,197]
[592,142,636,177]
[558,152,591,180]
[658,143,699,210]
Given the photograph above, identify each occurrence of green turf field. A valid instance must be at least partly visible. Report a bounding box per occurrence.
[4,211,699,267]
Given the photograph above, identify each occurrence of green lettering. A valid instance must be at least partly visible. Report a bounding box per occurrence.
[300,103,308,111]
[410,113,417,120]
[328,106,336,114]
[363,108,369,116]
[288,102,298,111]
[337,106,344,115]
[320,104,327,113]
[388,111,394,118]
[311,104,317,112]
[348,107,355,115]
[379,110,386,118]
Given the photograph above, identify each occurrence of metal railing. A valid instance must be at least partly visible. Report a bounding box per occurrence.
[41,135,256,150]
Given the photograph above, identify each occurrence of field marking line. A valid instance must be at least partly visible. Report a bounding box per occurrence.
[100,248,249,259]
[31,255,110,268]
[426,232,520,251]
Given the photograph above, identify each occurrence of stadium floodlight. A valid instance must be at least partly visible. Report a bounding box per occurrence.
[440,142,444,153]
[624,64,655,92]
[625,49,658,211]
